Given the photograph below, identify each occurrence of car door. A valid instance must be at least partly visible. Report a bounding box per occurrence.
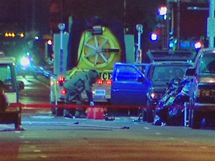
[111,64,150,105]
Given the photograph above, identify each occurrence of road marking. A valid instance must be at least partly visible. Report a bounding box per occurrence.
[0,125,12,128]
[200,146,208,149]
[144,127,150,130]
[31,116,55,119]
[33,149,41,153]
[40,155,48,158]
[155,132,161,135]
[183,140,190,144]
[168,137,175,140]
[19,135,25,138]
[22,121,73,126]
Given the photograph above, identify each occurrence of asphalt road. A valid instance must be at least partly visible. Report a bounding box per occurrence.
[0,109,215,161]
[4,75,213,161]
[17,75,50,104]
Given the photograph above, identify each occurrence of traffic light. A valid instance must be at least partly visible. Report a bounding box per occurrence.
[158,5,167,20]
[47,39,52,45]
[150,32,158,41]
[150,27,161,42]
[194,40,204,49]
[158,6,167,16]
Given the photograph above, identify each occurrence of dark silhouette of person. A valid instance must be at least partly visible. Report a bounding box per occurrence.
[0,81,8,112]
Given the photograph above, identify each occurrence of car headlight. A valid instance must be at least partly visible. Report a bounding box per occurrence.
[20,56,30,67]
[149,92,161,100]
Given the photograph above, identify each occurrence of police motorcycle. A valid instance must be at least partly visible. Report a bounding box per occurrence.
[153,77,190,126]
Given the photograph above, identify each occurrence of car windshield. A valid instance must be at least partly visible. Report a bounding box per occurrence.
[151,65,188,85]
[199,53,215,74]
[0,64,14,91]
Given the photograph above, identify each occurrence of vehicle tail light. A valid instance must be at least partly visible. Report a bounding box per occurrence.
[57,75,65,86]
[60,88,67,96]
[96,79,104,85]
[96,79,112,86]
[106,79,112,86]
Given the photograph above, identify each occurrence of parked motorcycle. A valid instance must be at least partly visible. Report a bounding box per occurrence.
[153,77,190,126]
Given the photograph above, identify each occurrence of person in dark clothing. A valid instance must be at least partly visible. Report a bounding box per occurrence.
[63,69,99,118]
[0,81,8,112]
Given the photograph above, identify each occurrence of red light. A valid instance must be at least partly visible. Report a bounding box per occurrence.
[57,75,65,86]
[58,75,65,81]
[106,79,112,86]
[96,79,103,85]
[60,88,67,96]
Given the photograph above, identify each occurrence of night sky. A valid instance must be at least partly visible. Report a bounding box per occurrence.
[0,0,208,46]
[0,0,50,33]
[0,0,165,34]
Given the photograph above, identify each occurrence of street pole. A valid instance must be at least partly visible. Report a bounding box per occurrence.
[207,0,215,48]
[166,0,173,49]
[176,0,181,50]
[58,23,65,74]
[123,0,127,33]
[135,24,143,63]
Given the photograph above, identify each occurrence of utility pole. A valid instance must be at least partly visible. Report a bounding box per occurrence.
[176,0,181,50]
[166,0,181,50]
[58,23,65,74]
[135,24,143,63]
[166,0,174,49]
[123,0,128,34]
[207,0,215,48]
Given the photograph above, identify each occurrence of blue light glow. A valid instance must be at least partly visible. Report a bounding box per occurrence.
[151,33,158,41]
